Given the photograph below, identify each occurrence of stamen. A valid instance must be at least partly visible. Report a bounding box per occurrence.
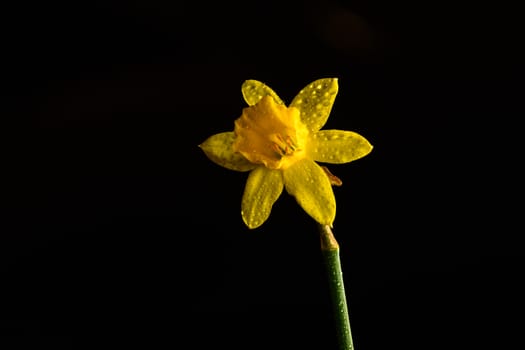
[286,135,297,151]
[271,133,297,157]
[272,142,287,157]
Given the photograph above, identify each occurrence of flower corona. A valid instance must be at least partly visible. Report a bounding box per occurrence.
[233,96,308,170]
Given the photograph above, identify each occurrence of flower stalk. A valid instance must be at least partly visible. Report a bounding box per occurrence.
[319,224,355,350]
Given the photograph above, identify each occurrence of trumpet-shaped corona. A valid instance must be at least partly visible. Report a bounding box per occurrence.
[233,96,309,170]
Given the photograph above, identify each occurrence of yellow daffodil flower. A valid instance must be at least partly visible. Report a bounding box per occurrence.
[199,78,372,229]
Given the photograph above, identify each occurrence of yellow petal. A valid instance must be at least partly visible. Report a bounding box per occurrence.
[199,132,256,171]
[283,159,335,226]
[241,80,285,106]
[290,78,339,132]
[241,167,284,229]
[310,130,373,164]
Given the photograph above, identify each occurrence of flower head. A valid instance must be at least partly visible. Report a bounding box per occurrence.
[199,78,372,229]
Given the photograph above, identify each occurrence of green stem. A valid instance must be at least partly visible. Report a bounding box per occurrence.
[319,224,355,350]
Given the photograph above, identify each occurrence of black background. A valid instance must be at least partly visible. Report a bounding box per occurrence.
[2,1,522,349]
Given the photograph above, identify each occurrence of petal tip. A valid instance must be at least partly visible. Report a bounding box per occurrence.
[242,212,265,230]
[314,215,335,228]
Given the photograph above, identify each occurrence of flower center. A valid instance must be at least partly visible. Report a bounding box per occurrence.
[233,96,308,170]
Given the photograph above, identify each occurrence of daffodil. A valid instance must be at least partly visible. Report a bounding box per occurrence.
[199,78,372,229]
